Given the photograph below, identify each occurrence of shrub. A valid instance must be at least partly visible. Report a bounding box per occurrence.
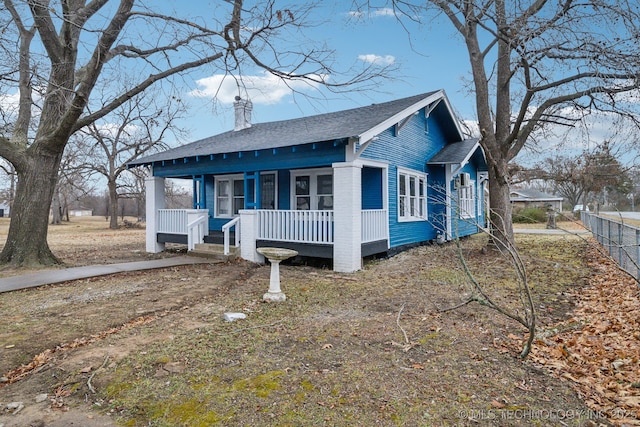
[513,207,547,223]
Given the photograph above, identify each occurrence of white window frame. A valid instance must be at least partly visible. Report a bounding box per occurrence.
[214,174,244,218]
[458,179,476,219]
[215,172,279,218]
[290,168,333,210]
[397,167,427,222]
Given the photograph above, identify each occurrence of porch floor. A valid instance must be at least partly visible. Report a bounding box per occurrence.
[156,232,388,260]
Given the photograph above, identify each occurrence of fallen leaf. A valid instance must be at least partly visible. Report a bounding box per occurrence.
[490,400,506,408]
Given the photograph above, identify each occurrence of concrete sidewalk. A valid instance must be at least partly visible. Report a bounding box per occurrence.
[0,256,214,294]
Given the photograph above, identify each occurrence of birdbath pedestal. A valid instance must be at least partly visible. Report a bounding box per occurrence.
[257,247,298,302]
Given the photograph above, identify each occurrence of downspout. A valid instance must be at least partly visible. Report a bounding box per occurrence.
[445,164,453,240]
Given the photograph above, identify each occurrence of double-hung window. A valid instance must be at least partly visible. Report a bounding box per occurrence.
[215,172,278,218]
[215,174,244,218]
[458,180,476,219]
[398,168,427,221]
[291,169,333,210]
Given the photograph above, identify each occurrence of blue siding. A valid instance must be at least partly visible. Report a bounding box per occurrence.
[362,167,383,209]
[427,164,448,237]
[278,170,291,210]
[360,108,450,248]
[451,163,481,238]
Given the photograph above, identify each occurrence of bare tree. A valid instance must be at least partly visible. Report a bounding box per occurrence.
[369,0,640,246]
[0,159,16,215]
[119,166,149,220]
[428,183,536,358]
[516,141,632,209]
[0,0,392,266]
[76,87,185,229]
[50,143,98,224]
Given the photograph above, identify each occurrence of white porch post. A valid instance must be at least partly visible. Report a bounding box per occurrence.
[333,162,362,272]
[145,176,166,253]
[239,209,264,263]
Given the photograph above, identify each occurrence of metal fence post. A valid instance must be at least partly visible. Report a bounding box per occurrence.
[636,229,640,280]
[618,222,623,267]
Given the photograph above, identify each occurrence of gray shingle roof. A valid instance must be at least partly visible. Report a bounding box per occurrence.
[129,91,440,166]
[427,138,480,165]
[510,188,563,201]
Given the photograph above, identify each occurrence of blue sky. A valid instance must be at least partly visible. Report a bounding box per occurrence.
[1,0,631,169]
[170,1,639,168]
[178,2,475,142]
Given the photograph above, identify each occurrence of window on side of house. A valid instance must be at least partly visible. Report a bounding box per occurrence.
[458,179,476,219]
[215,174,244,218]
[398,168,427,221]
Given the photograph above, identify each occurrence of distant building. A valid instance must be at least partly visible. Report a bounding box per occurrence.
[510,188,563,212]
[69,208,93,217]
[0,202,10,218]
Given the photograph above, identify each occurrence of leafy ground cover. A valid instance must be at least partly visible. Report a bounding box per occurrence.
[0,217,637,426]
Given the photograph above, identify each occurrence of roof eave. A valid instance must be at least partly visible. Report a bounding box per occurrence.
[356,90,452,144]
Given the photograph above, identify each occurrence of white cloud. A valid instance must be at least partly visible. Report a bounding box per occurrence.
[460,120,480,139]
[93,122,139,139]
[0,92,20,120]
[0,89,44,124]
[373,8,396,17]
[358,54,396,66]
[347,8,396,18]
[189,71,323,105]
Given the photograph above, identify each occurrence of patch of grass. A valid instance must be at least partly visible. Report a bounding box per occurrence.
[0,228,598,426]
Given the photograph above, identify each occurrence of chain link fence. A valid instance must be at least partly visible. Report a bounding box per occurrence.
[581,211,640,282]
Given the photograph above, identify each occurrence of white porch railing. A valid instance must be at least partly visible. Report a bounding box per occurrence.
[187,211,208,251]
[256,209,388,244]
[157,209,208,250]
[157,209,189,234]
[156,208,388,251]
[222,217,240,255]
[258,210,334,244]
[361,209,388,243]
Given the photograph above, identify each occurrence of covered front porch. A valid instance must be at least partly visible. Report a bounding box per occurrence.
[144,162,389,272]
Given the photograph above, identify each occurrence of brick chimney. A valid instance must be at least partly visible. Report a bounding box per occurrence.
[233,96,252,131]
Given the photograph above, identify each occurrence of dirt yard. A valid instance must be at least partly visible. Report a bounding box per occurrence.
[0,217,637,426]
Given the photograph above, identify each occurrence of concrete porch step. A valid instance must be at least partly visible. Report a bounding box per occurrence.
[189,243,239,261]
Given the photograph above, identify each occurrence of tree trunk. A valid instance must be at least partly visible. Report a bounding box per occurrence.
[108,178,119,229]
[0,152,62,266]
[488,161,514,249]
[51,190,62,224]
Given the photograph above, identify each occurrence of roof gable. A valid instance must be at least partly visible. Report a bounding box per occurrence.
[510,188,563,201]
[129,90,464,167]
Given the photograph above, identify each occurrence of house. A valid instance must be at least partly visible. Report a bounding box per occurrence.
[0,202,10,218]
[69,207,94,217]
[128,91,488,272]
[510,188,563,212]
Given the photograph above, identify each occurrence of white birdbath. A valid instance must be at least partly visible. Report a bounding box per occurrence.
[257,247,298,302]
